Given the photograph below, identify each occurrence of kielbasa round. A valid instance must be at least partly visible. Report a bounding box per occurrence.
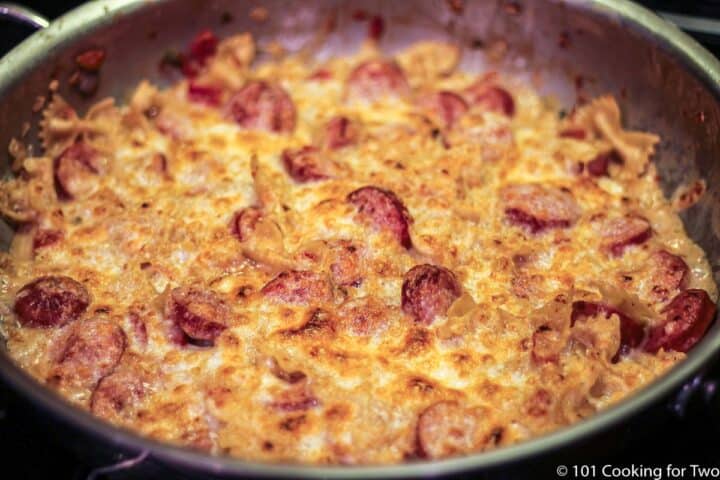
[261,270,333,305]
[502,184,581,233]
[14,276,90,328]
[322,116,358,150]
[644,289,716,353]
[646,250,689,303]
[347,186,413,249]
[165,287,229,346]
[47,317,126,389]
[282,146,331,183]
[225,80,296,133]
[464,82,515,116]
[600,215,652,256]
[418,91,469,129]
[345,60,409,101]
[402,264,461,325]
[54,142,102,200]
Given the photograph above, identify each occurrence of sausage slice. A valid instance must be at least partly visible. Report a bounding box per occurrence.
[321,116,358,150]
[402,264,461,325]
[47,317,126,390]
[502,184,581,233]
[646,250,689,303]
[347,186,413,248]
[165,287,229,346]
[346,60,409,101]
[281,146,331,183]
[225,80,296,133]
[261,270,332,305]
[644,289,716,353]
[54,142,102,200]
[600,215,652,256]
[418,91,469,129]
[464,82,515,116]
[15,276,90,328]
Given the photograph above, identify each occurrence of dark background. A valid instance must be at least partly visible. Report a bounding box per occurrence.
[1,1,720,479]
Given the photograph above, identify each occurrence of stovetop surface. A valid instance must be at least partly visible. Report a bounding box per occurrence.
[1,1,720,478]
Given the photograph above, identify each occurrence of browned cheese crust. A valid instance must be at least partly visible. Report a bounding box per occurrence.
[0,31,716,464]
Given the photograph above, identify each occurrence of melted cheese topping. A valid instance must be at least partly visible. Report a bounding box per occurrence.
[0,35,716,465]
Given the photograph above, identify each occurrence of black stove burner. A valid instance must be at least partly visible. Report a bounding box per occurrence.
[1,1,720,478]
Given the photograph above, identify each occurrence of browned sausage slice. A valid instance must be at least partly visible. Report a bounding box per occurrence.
[417,401,477,459]
[402,264,462,325]
[14,276,90,328]
[281,146,331,183]
[91,368,146,423]
[646,250,689,303]
[165,287,229,346]
[47,317,126,389]
[501,184,581,233]
[346,60,410,101]
[600,215,652,256]
[261,270,332,305]
[464,82,515,116]
[418,91,469,128]
[54,142,102,200]
[347,186,413,248]
[644,289,716,353]
[225,80,296,133]
[322,116,358,150]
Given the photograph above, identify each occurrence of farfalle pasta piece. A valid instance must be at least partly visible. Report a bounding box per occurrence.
[39,95,117,158]
[8,137,30,173]
[83,98,122,154]
[232,206,295,272]
[0,156,56,222]
[38,95,81,157]
[0,178,37,222]
[85,98,116,121]
[569,96,659,178]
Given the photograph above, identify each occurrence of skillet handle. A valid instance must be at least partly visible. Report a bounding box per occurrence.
[0,3,49,29]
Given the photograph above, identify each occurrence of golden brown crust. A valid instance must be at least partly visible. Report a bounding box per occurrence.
[0,34,715,465]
